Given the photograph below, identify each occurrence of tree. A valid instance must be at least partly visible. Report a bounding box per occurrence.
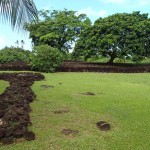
[15,40,19,47]
[74,11,150,63]
[0,0,37,29]
[21,40,25,49]
[26,9,91,52]
[72,27,99,61]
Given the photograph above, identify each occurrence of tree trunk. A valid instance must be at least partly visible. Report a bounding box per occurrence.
[107,54,116,64]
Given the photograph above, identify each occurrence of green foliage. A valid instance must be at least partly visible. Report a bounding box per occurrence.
[131,55,145,63]
[72,27,97,61]
[0,80,9,94]
[74,11,150,63]
[31,45,63,72]
[0,0,37,29]
[26,9,91,52]
[140,57,150,64]
[86,56,109,62]
[62,52,72,60]
[0,46,31,64]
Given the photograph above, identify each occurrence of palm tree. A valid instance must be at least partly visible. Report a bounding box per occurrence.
[21,40,25,48]
[0,0,38,29]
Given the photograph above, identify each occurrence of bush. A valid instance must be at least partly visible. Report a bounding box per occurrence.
[0,47,31,64]
[132,56,144,63]
[31,45,63,72]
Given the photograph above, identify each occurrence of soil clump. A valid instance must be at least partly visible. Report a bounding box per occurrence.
[96,121,111,131]
[0,72,44,144]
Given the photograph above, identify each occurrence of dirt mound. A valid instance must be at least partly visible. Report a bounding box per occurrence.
[0,72,44,144]
[1,61,150,73]
[57,61,150,73]
[96,121,110,131]
[61,129,79,135]
[0,61,31,71]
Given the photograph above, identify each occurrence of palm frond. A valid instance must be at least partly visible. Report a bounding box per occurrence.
[0,0,38,30]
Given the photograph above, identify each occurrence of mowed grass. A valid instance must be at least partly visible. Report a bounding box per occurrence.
[0,80,9,94]
[1,72,150,150]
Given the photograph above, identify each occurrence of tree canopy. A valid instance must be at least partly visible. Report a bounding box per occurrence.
[73,11,150,63]
[0,0,37,29]
[26,9,91,52]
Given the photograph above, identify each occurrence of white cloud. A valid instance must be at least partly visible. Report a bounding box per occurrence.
[78,7,107,18]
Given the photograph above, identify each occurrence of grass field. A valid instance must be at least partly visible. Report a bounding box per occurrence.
[1,72,150,150]
[0,80,9,94]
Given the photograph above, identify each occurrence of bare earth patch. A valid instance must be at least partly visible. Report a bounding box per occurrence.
[0,72,44,145]
[61,129,79,135]
[40,85,54,89]
[79,92,95,96]
[53,109,69,114]
[96,121,111,131]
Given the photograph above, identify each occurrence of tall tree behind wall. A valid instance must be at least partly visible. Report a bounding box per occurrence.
[26,9,92,52]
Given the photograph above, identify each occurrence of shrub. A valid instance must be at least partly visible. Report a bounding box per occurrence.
[0,47,31,64]
[62,52,72,60]
[132,56,144,63]
[31,45,63,72]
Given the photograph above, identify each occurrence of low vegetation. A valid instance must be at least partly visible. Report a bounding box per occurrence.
[1,72,150,149]
[31,45,63,72]
[0,47,31,64]
[0,80,9,94]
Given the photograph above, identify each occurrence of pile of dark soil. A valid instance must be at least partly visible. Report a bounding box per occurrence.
[96,121,110,131]
[1,60,150,73]
[57,61,150,73]
[0,61,31,71]
[0,72,44,144]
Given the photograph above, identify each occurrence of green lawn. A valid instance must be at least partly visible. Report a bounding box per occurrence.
[1,72,150,150]
[0,80,9,94]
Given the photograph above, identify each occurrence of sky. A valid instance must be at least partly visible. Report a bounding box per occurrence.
[0,0,150,50]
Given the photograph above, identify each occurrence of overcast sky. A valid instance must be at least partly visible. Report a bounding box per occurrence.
[0,0,149,50]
